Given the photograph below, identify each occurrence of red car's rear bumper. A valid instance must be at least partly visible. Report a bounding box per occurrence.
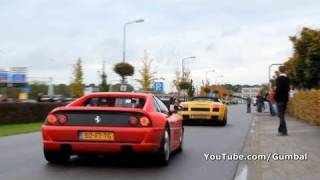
[42,125,164,153]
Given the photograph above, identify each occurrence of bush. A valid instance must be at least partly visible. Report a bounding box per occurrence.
[287,90,320,125]
[0,103,66,125]
[113,62,135,78]
[179,81,191,90]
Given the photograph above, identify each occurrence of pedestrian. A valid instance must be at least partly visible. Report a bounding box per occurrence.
[261,92,266,112]
[275,66,290,136]
[256,95,262,112]
[269,86,277,116]
[266,92,275,116]
[169,93,177,111]
[246,97,251,113]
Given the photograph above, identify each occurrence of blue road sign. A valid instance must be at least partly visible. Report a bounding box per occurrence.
[0,71,9,82]
[22,87,31,93]
[154,82,164,93]
[0,68,27,87]
[11,73,26,83]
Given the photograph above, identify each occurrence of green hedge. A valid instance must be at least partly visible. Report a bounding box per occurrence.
[0,103,66,125]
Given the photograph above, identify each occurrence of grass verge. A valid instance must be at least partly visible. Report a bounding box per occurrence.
[0,122,43,137]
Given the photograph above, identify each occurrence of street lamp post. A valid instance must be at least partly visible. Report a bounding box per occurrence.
[205,69,215,84]
[268,63,283,87]
[181,56,196,79]
[123,19,144,63]
[215,75,223,85]
[180,56,196,98]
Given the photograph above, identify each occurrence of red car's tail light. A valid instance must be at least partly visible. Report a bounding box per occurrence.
[139,116,151,127]
[57,114,68,125]
[129,116,139,126]
[46,114,68,125]
[47,114,58,125]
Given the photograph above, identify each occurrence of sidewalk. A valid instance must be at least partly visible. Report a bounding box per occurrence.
[236,112,320,180]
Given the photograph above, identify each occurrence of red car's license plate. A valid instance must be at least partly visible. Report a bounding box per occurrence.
[80,131,115,141]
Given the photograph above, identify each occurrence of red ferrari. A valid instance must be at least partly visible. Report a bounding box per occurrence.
[42,92,183,165]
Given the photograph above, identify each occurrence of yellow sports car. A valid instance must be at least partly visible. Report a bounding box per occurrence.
[178,96,228,126]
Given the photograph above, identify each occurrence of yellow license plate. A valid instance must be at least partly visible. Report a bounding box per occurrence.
[190,115,211,119]
[80,131,115,141]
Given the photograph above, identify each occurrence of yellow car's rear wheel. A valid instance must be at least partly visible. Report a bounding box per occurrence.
[218,111,227,126]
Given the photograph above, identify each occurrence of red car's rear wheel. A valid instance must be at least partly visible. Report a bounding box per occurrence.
[157,127,170,165]
[177,127,184,152]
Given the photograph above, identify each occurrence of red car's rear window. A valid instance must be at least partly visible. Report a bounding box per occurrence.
[82,97,145,109]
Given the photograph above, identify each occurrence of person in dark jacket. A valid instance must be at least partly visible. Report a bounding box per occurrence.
[169,93,178,111]
[275,66,290,136]
[246,97,251,113]
[169,93,177,105]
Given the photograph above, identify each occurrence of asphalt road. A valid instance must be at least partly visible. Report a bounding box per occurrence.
[0,104,252,180]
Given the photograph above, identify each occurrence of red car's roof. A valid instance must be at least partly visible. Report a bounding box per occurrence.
[85,92,153,98]
[66,92,155,112]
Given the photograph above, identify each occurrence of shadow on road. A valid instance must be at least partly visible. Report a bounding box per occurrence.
[184,123,231,127]
[44,151,182,168]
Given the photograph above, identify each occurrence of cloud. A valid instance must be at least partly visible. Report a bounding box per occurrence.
[1,0,320,92]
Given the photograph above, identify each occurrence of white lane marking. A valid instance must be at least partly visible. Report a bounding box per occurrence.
[250,129,255,133]
[235,164,248,180]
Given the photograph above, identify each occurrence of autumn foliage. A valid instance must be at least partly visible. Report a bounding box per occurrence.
[287,90,320,125]
[200,85,231,99]
[284,27,320,89]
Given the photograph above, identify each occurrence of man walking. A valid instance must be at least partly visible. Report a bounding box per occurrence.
[275,66,290,136]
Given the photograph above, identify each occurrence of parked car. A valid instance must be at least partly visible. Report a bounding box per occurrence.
[42,92,184,165]
[39,95,66,102]
[52,95,64,102]
[18,99,38,103]
[230,99,239,104]
[0,94,7,102]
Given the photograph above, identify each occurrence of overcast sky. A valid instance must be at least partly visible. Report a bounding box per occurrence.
[0,0,319,91]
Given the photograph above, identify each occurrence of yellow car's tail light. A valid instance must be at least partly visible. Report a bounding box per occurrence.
[212,108,220,112]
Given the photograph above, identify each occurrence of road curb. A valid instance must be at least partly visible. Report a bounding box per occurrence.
[233,113,254,180]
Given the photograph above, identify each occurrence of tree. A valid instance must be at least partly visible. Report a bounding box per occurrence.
[0,87,21,99]
[178,81,192,90]
[113,62,134,83]
[187,79,195,98]
[200,79,211,96]
[99,61,109,92]
[285,27,320,89]
[29,83,48,99]
[173,69,181,93]
[70,58,84,97]
[212,85,230,99]
[178,70,192,90]
[55,84,71,97]
[136,51,157,91]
